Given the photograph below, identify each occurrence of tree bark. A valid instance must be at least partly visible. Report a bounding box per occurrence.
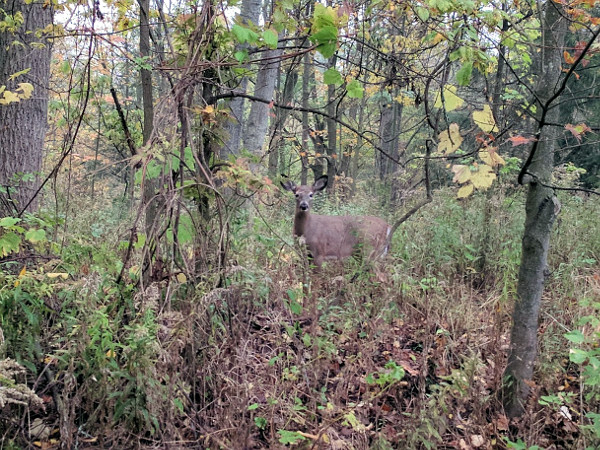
[325,56,338,191]
[269,65,297,176]
[300,50,312,184]
[140,0,156,232]
[0,0,53,216]
[243,48,282,156]
[377,95,401,181]
[502,0,565,418]
[222,0,262,158]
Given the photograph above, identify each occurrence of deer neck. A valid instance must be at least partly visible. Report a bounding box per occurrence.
[293,209,311,237]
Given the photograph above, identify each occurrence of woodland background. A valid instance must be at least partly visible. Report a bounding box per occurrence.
[0,0,599,447]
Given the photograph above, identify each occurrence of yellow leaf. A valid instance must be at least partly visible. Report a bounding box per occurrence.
[479,147,505,167]
[432,33,445,45]
[19,265,27,277]
[14,280,20,287]
[457,183,474,198]
[8,68,31,81]
[434,86,464,111]
[16,82,34,99]
[0,90,21,105]
[176,273,187,283]
[394,92,414,106]
[471,165,496,189]
[438,123,463,154]
[452,164,471,184]
[47,272,69,279]
[472,105,498,133]
[106,349,116,358]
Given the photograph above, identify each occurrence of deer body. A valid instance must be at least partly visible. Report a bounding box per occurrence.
[282,175,391,268]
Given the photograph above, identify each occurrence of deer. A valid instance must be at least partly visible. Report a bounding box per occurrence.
[281,175,392,268]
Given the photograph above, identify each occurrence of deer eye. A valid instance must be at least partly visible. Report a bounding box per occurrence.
[309,193,313,198]
[295,194,299,198]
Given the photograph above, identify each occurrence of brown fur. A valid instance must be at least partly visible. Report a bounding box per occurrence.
[281,175,391,268]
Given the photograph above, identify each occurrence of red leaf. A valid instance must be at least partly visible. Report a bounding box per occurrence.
[564,51,576,65]
[565,123,591,141]
[508,135,536,147]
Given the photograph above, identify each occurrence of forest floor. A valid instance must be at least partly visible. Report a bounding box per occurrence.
[1,191,599,449]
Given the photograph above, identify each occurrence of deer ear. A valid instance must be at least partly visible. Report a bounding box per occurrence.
[313,175,328,192]
[281,180,297,192]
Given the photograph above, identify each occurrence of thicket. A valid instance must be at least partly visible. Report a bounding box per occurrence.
[1,180,598,449]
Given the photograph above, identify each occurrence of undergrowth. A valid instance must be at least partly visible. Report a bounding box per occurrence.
[0,186,598,449]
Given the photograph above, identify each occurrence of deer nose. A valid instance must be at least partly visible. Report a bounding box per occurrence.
[299,201,309,211]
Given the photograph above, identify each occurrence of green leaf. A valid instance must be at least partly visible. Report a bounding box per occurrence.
[232,24,258,44]
[254,416,267,429]
[262,29,278,49]
[365,373,376,385]
[234,50,248,63]
[0,231,21,256]
[416,7,429,21]
[456,61,473,86]
[316,41,337,58]
[310,25,338,58]
[278,430,306,445]
[323,67,343,85]
[134,232,147,250]
[25,228,46,244]
[0,217,21,228]
[247,403,259,410]
[289,298,303,315]
[565,330,585,344]
[173,398,184,413]
[569,348,588,364]
[346,79,364,98]
[313,3,336,29]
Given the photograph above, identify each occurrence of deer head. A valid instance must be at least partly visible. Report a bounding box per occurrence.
[281,175,391,268]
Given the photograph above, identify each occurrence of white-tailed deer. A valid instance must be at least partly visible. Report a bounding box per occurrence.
[281,175,391,268]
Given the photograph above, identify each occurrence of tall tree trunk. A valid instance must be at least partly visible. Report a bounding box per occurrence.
[222,0,262,158]
[269,66,297,176]
[349,95,367,194]
[300,50,312,184]
[140,0,158,266]
[243,48,282,157]
[325,56,338,191]
[502,0,565,418]
[0,0,53,216]
[377,95,400,181]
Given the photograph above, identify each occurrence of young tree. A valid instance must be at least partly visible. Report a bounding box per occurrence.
[502,0,566,417]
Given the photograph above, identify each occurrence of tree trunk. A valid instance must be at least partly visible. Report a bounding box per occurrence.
[300,50,312,184]
[502,0,565,418]
[222,0,262,158]
[140,0,158,276]
[243,48,282,157]
[325,56,338,191]
[269,66,297,176]
[377,95,400,181]
[0,0,53,216]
